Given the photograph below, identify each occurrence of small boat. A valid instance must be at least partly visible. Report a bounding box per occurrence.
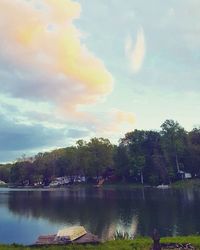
[157,184,169,189]
[57,226,87,241]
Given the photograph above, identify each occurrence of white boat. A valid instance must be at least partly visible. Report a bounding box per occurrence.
[57,226,87,241]
[157,184,169,189]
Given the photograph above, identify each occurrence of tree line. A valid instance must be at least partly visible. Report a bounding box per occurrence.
[0,119,200,186]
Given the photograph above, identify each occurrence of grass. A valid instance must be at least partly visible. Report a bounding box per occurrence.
[171,179,200,188]
[1,236,200,250]
[0,241,150,250]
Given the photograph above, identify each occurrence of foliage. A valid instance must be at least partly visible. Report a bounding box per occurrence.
[172,179,200,188]
[1,120,200,186]
[113,230,134,240]
[0,164,12,183]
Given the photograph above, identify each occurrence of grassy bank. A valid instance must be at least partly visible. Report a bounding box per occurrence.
[171,179,200,188]
[1,236,200,250]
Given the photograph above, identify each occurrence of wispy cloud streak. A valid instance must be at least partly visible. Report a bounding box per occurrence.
[125,27,146,73]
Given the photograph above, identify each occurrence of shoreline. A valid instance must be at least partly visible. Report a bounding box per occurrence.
[1,179,200,190]
[0,236,200,249]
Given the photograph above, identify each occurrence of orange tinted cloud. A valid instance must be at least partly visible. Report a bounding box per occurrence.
[0,0,134,135]
[94,110,135,136]
[0,0,113,113]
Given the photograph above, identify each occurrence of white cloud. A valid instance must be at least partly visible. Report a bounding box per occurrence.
[0,0,113,120]
[0,0,135,150]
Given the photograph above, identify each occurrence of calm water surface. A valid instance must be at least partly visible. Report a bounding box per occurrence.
[0,187,200,244]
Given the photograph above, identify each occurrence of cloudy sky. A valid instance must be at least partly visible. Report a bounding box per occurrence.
[0,0,200,162]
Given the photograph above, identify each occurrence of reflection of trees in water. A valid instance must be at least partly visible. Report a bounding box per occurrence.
[174,188,200,235]
[137,188,179,236]
[7,188,200,237]
[137,188,200,236]
[8,188,123,238]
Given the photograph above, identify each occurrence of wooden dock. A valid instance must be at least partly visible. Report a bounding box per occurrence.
[34,232,101,246]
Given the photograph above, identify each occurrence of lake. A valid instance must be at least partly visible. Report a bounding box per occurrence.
[0,186,200,244]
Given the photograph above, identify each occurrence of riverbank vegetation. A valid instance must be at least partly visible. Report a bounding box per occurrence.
[0,236,200,249]
[171,179,200,188]
[0,119,200,187]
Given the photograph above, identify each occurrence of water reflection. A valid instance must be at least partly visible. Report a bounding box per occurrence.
[0,187,200,244]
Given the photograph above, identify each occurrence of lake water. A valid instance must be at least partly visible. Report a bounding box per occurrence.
[0,187,200,244]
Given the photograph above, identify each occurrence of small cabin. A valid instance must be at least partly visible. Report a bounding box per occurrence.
[177,170,192,180]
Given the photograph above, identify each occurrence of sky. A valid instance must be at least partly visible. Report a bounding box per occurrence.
[0,0,200,162]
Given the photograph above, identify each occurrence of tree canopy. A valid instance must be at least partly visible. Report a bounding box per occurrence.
[1,120,200,186]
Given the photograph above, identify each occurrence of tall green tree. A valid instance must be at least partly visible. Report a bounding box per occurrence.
[0,164,11,183]
[160,119,187,178]
[120,130,147,183]
[87,138,114,177]
[186,128,200,176]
